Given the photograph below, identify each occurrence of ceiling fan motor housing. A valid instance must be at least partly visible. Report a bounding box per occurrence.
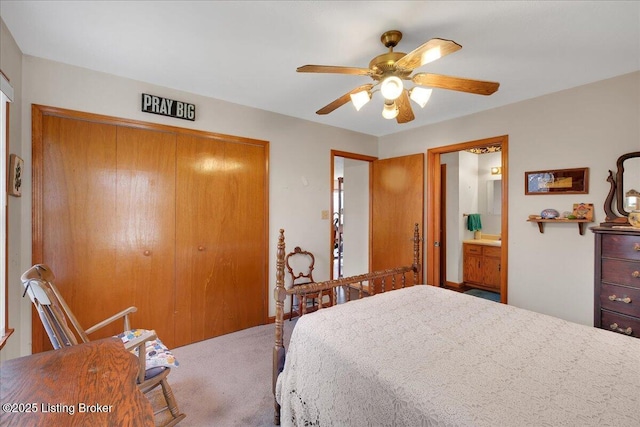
[369,52,411,79]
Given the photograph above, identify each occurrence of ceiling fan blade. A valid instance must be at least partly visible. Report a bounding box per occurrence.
[316,84,374,115]
[297,65,371,76]
[395,91,415,124]
[412,73,500,95]
[395,38,462,70]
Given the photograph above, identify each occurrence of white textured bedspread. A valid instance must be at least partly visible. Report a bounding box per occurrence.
[276,285,640,426]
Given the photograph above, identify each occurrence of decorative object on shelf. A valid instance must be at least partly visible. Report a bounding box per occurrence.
[602,151,640,227]
[572,203,594,221]
[540,209,560,219]
[8,154,23,197]
[525,167,589,195]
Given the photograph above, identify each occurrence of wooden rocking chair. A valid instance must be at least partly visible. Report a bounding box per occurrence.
[21,264,186,427]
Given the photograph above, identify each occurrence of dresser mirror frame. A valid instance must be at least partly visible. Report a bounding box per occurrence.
[603,151,640,225]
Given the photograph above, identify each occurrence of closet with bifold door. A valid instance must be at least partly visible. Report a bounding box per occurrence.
[32,105,268,352]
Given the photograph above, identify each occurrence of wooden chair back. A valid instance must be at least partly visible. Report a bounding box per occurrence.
[21,264,88,348]
[284,247,334,318]
[285,247,315,287]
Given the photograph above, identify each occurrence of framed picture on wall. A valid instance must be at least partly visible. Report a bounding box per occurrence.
[525,167,589,195]
[8,154,23,197]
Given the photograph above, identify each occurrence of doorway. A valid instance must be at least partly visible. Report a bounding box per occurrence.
[426,135,509,303]
[330,150,377,279]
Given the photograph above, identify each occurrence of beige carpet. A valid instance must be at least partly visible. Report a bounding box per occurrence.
[148,320,296,427]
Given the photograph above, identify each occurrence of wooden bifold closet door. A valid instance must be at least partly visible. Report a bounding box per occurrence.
[174,135,267,347]
[32,105,268,352]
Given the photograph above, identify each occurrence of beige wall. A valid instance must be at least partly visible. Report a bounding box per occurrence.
[379,71,640,325]
[1,18,24,362]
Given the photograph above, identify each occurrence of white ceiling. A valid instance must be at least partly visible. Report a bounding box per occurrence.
[1,1,639,137]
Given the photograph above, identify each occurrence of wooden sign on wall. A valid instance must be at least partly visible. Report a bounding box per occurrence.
[141,93,196,121]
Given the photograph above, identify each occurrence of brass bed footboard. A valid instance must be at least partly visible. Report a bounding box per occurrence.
[272,224,421,425]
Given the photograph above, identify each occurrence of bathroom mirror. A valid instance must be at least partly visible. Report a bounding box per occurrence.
[487,179,502,215]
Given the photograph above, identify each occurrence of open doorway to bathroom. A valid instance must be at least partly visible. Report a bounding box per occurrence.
[426,135,509,303]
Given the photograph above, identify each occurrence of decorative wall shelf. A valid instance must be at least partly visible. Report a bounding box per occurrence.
[527,218,592,235]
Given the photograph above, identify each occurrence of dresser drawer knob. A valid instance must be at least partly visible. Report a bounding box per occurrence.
[633,271,640,278]
[635,243,640,251]
[609,323,633,335]
[608,294,632,304]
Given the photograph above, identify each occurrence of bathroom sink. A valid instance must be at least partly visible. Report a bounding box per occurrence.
[462,239,501,247]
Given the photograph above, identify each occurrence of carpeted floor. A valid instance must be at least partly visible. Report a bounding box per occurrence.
[148,320,295,427]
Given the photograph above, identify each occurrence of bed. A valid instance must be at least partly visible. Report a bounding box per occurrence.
[272,226,640,426]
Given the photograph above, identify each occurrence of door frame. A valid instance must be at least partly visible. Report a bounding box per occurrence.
[426,135,509,303]
[329,150,377,280]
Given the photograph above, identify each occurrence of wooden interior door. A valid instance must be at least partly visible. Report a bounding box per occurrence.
[40,115,119,350]
[174,135,267,346]
[371,153,424,289]
[174,134,226,346]
[40,118,177,349]
[221,141,267,334]
[115,126,177,347]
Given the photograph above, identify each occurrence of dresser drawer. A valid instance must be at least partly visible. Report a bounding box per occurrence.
[602,233,640,261]
[483,246,501,258]
[600,310,640,338]
[464,244,483,255]
[600,283,640,318]
[601,259,640,289]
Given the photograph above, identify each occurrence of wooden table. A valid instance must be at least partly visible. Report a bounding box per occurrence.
[0,337,154,426]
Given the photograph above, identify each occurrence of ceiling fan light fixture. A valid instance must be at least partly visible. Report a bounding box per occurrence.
[350,90,371,111]
[380,75,403,101]
[382,100,399,120]
[409,87,432,108]
[421,46,442,65]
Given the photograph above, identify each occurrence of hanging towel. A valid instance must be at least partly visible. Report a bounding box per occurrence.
[467,214,482,232]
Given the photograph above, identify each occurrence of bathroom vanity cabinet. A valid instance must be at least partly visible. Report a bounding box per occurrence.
[463,242,501,291]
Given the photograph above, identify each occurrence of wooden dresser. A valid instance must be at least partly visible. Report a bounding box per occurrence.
[592,226,640,339]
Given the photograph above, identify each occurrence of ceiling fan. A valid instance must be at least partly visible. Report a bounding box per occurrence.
[297,30,500,124]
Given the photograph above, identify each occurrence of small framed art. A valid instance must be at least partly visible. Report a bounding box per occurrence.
[8,154,23,197]
[525,167,589,195]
